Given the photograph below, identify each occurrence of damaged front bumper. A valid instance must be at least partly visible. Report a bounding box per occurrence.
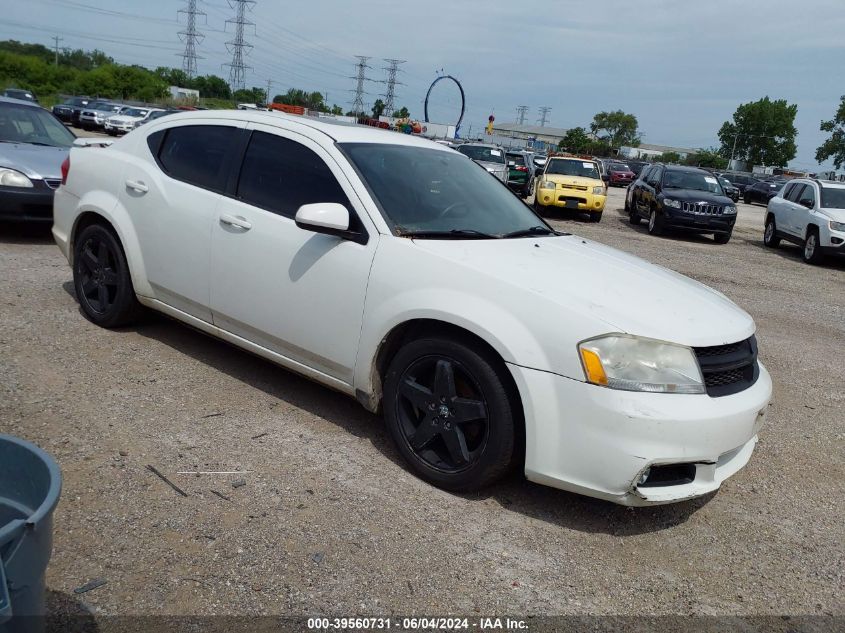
[508,361,772,506]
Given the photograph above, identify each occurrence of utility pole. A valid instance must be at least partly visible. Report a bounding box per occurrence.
[224,0,256,93]
[349,56,371,117]
[51,35,63,66]
[178,0,205,79]
[537,106,552,127]
[381,58,406,116]
[265,78,273,105]
[516,105,528,126]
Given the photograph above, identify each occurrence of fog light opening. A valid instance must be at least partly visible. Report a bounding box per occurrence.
[638,463,697,488]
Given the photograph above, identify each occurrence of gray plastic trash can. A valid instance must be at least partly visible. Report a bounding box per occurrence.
[0,435,62,633]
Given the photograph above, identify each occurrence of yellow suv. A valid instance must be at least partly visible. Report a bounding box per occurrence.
[533,156,607,222]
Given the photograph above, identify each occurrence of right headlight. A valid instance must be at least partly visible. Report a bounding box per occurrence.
[578,334,705,394]
[663,198,682,209]
[830,220,845,232]
[539,179,556,190]
[592,186,604,195]
[0,167,34,188]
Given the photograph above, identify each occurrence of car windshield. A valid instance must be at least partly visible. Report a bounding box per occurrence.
[124,108,149,117]
[545,158,600,179]
[149,111,171,119]
[341,143,554,238]
[719,178,733,187]
[457,145,505,164]
[663,170,723,194]
[0,102,75,147]
[609,164,630,172]
[820,187,845,209]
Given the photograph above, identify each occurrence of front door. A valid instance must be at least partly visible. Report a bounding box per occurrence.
[209,124,379,385]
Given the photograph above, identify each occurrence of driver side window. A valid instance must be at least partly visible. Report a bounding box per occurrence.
[798,185,816,208]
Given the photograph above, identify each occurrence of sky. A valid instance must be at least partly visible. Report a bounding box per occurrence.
[4,0,844,169]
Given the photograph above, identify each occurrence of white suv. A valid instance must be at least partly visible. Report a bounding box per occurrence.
[52,110,771,506]
[764,178,845,264]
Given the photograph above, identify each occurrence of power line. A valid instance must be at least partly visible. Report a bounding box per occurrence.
[350,55,371,116]
[537,106,552,127]
[516,105,528,125]
[381,58,405,115]
[178,0,205,79]
[223,0,255,91]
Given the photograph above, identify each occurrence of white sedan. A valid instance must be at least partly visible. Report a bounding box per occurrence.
[52,111,772,505]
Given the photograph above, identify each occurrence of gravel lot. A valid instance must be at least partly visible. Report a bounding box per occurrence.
[1,175,843,623]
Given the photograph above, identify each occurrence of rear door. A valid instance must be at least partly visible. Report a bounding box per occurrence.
[780,183,805,237]
[119,120,245,321]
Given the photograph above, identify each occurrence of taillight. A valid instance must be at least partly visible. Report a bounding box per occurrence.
[516,166,528,172]
[60,157,70,185]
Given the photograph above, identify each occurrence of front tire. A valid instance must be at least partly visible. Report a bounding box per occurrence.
[802,228,824,265]
[647,208,664,236]
[713,231,732,244]
[763,215,781,248]
[383,336,516,492]
[589,211,602,223]
[73,224,142,328]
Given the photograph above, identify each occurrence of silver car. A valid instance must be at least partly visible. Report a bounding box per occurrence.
[0,96,75,222]
[455,143,508,183]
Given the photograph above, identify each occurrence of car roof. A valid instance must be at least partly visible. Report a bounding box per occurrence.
[0,95,41,108]
[165,109,454,149]
[663,165,709,174]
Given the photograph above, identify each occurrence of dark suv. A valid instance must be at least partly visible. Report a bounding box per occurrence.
[625,165,738,243]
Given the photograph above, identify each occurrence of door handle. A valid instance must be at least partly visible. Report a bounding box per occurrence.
[219,214,252,231]
[125,180,148,193]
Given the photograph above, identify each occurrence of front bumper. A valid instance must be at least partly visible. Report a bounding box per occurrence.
[0,183,56,222]
[535,187,606,212]
[661,207,736,233]
[508,361,771,506]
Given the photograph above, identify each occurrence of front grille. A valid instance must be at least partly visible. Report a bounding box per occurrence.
[694,336,758,397]
[682,201,724,215]
[560,184,588,191]
[43,179,61,190]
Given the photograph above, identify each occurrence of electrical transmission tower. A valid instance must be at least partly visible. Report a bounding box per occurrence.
[349,56,372,116]
[381,58,406,116]
[224,0,256,92]
[516,105,528,125]
[177,0,205,79]
[537,106,552,127]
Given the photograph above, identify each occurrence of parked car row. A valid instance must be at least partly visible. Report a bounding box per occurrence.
[50,97,177,132]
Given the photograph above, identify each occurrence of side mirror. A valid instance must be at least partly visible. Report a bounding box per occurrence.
[602,175,610,183]
[799,199,814,210]
[295,203,366,243]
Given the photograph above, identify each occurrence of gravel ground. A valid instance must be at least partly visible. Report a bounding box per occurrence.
[0,182,843,622]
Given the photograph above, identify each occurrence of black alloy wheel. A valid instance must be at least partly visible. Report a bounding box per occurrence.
[73,224,142,327]
[384,337,515,491]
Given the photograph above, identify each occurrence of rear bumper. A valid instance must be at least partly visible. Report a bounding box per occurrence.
[509,361,771,506]
[0,184,55,222]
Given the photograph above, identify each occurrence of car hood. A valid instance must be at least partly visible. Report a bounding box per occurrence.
[662,188,734,205]
[0,143,69,180]
[412,235,755,347]
[544,174,603,188]
[109,115,143,124]
[475,160,506,172]
[820,207,845,222]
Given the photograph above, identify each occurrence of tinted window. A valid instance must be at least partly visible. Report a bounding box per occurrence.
[663,170,723,194]
[785,183,804,202]
[236,131,350,219]
[157,125,239,192]
[648,167,663,185]
[820,186,845,208]
[798,185,815,206]
[545,159,600,179]
[457,145,506,164]
[507,154,525,167]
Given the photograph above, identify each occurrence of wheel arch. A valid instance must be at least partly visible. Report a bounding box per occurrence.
[805,222,820,238]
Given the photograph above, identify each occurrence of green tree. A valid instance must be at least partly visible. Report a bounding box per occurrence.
[654,151,683,164]
[558,127,592,153]
[815,95,845,169]
[392,106,410,118]
[717,97,798,167]
[371,98,385,119]
[273,88,326,110]
[330,104,343,115]
[590,110,640,148]
[192,74,231,99]
[233,87,266,104]
[685,148,728,169]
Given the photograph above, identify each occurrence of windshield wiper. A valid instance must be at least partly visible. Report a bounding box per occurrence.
[501,225,559,238]
[397,228,500,239]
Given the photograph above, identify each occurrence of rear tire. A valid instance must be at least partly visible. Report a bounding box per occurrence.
[73,224,143,328]
[763,215,781,248]
[383,336,516,492]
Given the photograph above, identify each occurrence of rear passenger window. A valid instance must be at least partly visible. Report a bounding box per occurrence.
[156,125,240,192]
[786,184,805,202]
[236,131,350,219]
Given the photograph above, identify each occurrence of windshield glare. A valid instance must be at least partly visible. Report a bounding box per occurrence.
[0,103,75,147]
[457,145,505,164]
[342,143,550,237]
[663,171,723,194]
[545,159,600,179]
[124,108,149,117]
[821,187,845,209]
[608,164,631,172]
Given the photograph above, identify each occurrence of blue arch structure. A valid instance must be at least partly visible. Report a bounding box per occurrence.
[424,75,466,138]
